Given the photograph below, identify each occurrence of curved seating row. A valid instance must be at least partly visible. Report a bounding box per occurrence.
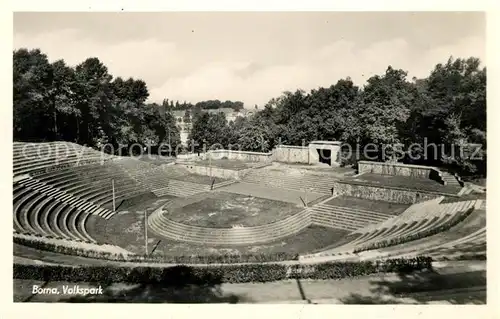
[14,142,109,176]
[148,204,312,245]
[421,227,486,257]
[385,226,486,260]
[30,161,151,210]
[14,181,97,243]
[17,177,114,219]
[114,158,211,197]
[301,198,482,260]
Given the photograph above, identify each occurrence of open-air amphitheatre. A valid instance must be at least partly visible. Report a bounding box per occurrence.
[13,140,487,303]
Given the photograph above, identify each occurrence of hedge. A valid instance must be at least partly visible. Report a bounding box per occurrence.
[14,236,299,264]
[13,256,433,284]
[353,207,475,253]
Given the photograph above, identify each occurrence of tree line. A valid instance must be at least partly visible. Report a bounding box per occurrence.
[187,59,486,175]
[13,48,486,175]
[13,48,243,155]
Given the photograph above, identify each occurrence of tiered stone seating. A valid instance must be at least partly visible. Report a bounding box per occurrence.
[31,161,150,210]
[152,179,210,197]
[114,158,209,197]
[242,168,336,194]
[13,142,108,176]
[422,227,486,257]
[148,203,312,245]
[18,177,112,218]
[14,181,96,242]
[301,198,482,260]
[381,226,486,261]
[310,203,395,232]
[13,142,156,247]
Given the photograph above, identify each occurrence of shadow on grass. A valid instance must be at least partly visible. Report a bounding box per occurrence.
[62,265,247,303]
[340,268,486,304]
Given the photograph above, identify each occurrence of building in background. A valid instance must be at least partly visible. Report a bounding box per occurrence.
[169,108,255,146]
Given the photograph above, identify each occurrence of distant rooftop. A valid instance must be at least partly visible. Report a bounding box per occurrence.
[169,107,254,118]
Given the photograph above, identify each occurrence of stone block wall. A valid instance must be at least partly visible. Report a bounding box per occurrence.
[331,181,441,204]
[272,145,309,163]
[357,161,445,184]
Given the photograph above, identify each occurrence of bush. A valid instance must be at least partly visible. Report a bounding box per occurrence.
[13,236,300,264]
[13,256,433,284]
[353,207,475,253]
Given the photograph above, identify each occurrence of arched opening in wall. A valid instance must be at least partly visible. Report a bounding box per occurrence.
[317,148,331,166]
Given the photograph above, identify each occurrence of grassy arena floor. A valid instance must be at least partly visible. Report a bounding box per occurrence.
[86,198,349,256]
[165,191,303,227]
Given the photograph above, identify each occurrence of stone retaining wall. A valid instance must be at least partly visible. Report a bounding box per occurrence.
[358,161,445,185]
[176,163,252,180]
[272,145,309,164]
[331,181,443,204]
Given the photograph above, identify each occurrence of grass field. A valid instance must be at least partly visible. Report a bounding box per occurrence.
[86,197,350,255]
[165,191,303,227]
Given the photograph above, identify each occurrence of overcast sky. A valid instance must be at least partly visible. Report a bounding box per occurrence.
[13,12,485,108]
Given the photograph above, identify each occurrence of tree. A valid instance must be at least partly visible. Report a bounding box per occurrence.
[415,57,487,173]
[13,48,54,140]
[183,109,191,124]
[50,59,80,141]
[12,48,486,176]
[188,113,229,152]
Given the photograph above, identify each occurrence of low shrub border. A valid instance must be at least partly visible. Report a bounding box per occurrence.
[14,236,300,264]
[353,207,475,253]
[13,256,433,284]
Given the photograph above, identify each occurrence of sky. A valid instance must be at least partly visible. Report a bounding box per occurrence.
[13,12,486,108]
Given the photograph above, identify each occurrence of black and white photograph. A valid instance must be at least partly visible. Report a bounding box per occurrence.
[10,9,490,307]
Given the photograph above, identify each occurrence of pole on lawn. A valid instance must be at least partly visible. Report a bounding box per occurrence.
[209,152,212,178]
[304,187,307,207]
[145,210,148,256]
[112,179,116,213]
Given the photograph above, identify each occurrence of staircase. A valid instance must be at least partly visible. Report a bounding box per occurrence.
[441,172,462,187]
[152,179,210,197]
[310,202,394,232]
[242,168,335,195]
